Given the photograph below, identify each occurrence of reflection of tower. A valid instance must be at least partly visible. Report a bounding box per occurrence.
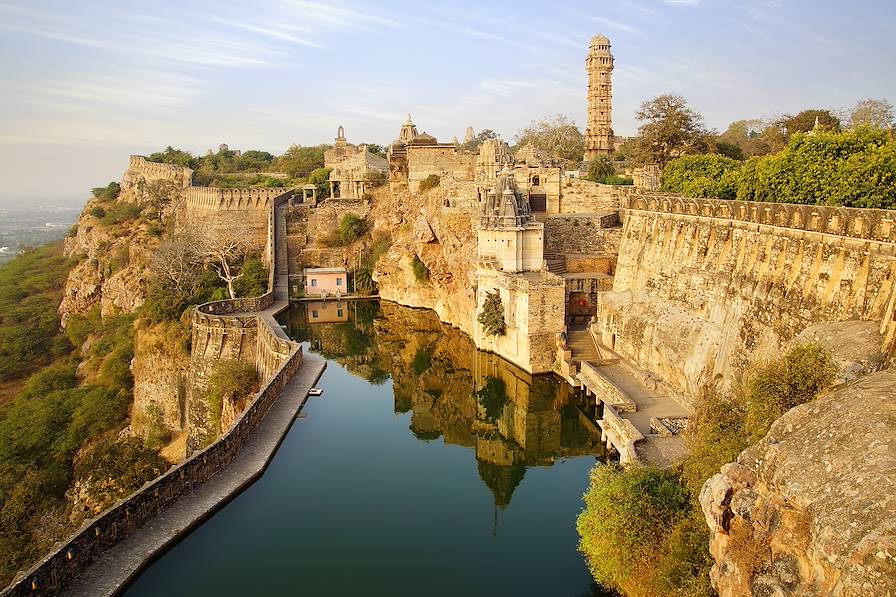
[584,34,615,160]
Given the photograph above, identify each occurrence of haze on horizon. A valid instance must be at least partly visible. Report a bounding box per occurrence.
[0,0,893,207]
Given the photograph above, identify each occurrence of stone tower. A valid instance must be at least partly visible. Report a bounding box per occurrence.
[584,34,614,160]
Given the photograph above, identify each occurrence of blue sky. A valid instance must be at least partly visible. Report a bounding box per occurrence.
[0,0,894,205]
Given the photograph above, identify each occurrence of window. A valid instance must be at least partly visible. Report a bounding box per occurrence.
[532,176,540,186]
[336,278,343,286]
[312,310,319,318]
[337,309,344,317]
[310,279,317,287]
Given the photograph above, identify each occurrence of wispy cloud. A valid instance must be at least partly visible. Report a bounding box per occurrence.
[278,0,407,31]
[211,18,324,49]
[664,0,702,5]
[589,15,643,35]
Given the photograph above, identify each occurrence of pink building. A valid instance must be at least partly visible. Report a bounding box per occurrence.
[303,267,348,297]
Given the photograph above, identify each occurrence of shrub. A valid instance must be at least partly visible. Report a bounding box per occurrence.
[411,347,433,375]
[476,376,507,422]
[418,174,441,191]
[89,206,107,219]
[477,290,505,336]
[233,258,268,298]
[600,175,634,185]
[586,156,615,181]
[577,464,691,592]
[91,182,121,202]
[203,361,258,436]
[662,154,742,199]
[98,202,143,226]
[73,437,169,512]
[743,343,837,442]
[411,254,430,283]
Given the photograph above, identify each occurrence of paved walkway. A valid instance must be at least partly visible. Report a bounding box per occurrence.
[64,353,325,596]
[62,200,328,596]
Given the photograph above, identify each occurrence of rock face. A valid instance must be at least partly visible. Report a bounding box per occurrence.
[373,179,480,337]
[700,369,896,596]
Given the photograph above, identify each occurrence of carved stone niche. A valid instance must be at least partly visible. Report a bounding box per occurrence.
[775,206,789,227]
[809,210,820,231]
[791,208,805,229]
[853,215,865,236]
[718,203,731,218]
[880,217,893,240]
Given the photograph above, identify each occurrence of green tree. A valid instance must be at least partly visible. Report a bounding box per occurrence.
[308,167,332,199]
[585,156,615,182]
[777,109,840,136]
[662,154,742,199]
[276,144,329,178]
[146,146,197,168]
[634,94,707,167]
[461,129,499,152]
[91,182,121,202]
[477,291,505,336]
[514,114,585,166]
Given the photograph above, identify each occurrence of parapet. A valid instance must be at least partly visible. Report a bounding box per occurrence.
[621,194,896,244]
[126,155,193,189]
[184,187,294,211]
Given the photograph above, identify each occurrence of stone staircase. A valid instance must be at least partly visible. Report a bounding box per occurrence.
[567,329,599,364]
[545,255,567,274]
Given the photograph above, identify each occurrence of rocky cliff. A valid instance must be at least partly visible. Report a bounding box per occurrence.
[372,178,480,336]
[700,369,896,596]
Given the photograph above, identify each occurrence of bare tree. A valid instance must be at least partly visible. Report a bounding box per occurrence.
[514,114,585,166]
[848,98,895,130]
[149,230,204,295]
[193,213,261,300]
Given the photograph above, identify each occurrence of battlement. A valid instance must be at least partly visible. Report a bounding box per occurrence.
[184,186,294,211]
[126,155,193,189]
[621,194,896,244]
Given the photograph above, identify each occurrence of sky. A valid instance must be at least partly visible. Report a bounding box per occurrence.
[0,0,894,206]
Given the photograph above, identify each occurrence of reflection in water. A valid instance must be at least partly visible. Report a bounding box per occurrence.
[285,299,605,509]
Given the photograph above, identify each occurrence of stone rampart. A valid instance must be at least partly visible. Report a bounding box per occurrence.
[408,147,476,191]
[1,339,302,597]
[123,155,193,191]
[595,195,896,403]
[183,187,293,212]
[621,194,896,243]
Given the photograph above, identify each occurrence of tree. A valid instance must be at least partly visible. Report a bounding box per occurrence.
[307,167,332,200]
[514,115,585,166]
[477,291,506,336]
[776,109,840,137]
[585,156,615,182]
[717,119,771,158]
[461,129,499,152]
[848,98,894,130]
[141,180,182,221]
[364,143,387,157]
[146,146,197,168]
[275,144,329,178]
[149,231,205,297]
[194,214,261,300]
[634,94,707,167]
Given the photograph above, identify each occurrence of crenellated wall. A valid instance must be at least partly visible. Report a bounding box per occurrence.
[593,194,896,404]
[122,155,193,191]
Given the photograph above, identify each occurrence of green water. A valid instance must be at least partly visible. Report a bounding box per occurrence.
[125,301,609,596]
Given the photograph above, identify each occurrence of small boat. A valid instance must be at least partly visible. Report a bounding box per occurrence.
[307,388,323,396]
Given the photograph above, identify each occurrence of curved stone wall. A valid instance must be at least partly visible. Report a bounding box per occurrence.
[124,155,193,190]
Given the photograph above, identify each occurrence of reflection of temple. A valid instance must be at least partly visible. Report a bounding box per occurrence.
[286,300,603,508]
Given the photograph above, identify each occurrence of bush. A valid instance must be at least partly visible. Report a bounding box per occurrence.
[98,202,142,226]
[600,175,634,185]
[743,343,837,442]
[233,258,268,298]
[586,156,615,181]
[577,464,691,592]
[477,290,505,336]
[203,361,258,436]
[411,254,430,283]
[89,206,107,218]
[476,376,507,422]
[411,347,433,375]
[662,154,742,199]
[73,437,169,512]
[91,182,121,202]
[418,174,441,191]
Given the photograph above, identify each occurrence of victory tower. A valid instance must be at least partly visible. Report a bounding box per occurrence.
[584,34,615,160]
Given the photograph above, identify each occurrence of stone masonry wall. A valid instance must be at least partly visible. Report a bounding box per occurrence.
[560,178,632,213]
[594,196,896,404]
[544,213,622,255]
[408,147,476,191]
[121,155,193,192]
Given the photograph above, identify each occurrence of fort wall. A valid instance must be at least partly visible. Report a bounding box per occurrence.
[407,147,476,191]
[122,155,193,191]
[544,212,622,255]
[560,179,631,213]
[593,194,896,404]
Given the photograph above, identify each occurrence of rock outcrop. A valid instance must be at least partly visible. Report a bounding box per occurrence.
[700,369,896,596]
